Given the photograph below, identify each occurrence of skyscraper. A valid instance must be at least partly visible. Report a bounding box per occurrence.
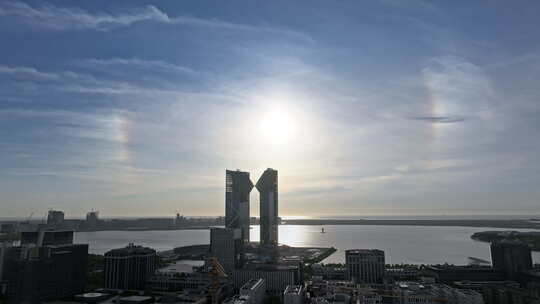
[46,210,65,227]
[491,241,533,280]
[256,168,278,247]
[210,227,243,274]
[225,170,254,243]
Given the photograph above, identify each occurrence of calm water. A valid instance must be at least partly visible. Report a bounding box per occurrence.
[74,225,540,265]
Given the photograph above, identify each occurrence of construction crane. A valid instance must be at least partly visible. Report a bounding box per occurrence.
[208,257,228,304]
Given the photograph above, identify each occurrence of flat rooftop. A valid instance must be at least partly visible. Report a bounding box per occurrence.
[158,261,196,274]
[284,285,303,295]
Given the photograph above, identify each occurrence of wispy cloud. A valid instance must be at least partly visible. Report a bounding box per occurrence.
[0,65,60,81]
[78,58,196,75]
[0,1,168,30]
[410,116,466,123]
[0,1,312,41]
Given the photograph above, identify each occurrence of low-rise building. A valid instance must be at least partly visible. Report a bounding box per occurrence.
[284,285,304,304]
[104,244,158,290]
[239,278,266,304]
[393,281,484,304]
[312,264,346,280]
[232,262,302,295]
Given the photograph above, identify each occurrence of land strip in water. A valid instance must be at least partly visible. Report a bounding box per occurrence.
[471,231,540,250]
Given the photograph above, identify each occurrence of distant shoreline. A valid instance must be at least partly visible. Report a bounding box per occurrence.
[283,219,540,229]
[68,218,540,232]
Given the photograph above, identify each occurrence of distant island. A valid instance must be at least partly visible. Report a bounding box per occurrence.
[471,231,540,251]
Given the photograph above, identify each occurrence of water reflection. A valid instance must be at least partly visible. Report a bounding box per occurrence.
[76,225,540,265]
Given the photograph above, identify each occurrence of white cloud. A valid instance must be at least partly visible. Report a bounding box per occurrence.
[0,2,167,30]
[0,65,60,81]
[79,58,196,74]
[0,1,312,41]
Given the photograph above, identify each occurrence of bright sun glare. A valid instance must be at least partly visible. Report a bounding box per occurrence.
[259,109,296,144]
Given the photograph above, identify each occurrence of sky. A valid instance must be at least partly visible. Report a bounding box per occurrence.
[1,0,540,218]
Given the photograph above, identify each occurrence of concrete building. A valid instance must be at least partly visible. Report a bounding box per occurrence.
[422,265,504,283]
[312,264,346,280]
[225,170,254,244]
[86,210,100,227]
[210,227,243,274]
[256,168,278,247]
[104,243,157,290]
[47,210,65,226]
[232,263,301,295]
[393,281,484,304]
[20,229,74,246]
[490,241,533,280]
[345,249,385,284]
[0,242,88,302]
[284,285,304,304]
[385,267,420,282]
[147,260,214,292]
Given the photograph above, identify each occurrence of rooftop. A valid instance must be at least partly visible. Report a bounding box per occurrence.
[240,278,265,291]
[106,243,156,256]
[284,285,303,295]
[346,249,384,255]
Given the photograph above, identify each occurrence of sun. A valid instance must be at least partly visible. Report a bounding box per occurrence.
[259,108,296,144]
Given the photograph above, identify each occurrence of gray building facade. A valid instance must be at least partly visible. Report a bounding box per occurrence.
[104,244,158,290]
[0,243,88,303]
[225,170,254,244]
[256,168,278,247]
[345,249,385,284]
[490,241,533,280]
[210,227,243,274]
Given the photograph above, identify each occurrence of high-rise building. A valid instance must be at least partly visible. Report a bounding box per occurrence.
[47,210,65,226]
[0,241,88,302]
[86,210,100,227]
[210,228,243,274]
[225,170,254,243]
[490,241,533,280]
[256,168,278,247]
[104,244,158,290]
[345,249,385,284]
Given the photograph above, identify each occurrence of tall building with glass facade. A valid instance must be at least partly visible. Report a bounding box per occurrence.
[256,168,278,247]
[225,170,254,243]
[210,227,243,274]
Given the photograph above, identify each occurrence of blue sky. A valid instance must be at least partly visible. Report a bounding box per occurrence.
[1,0,540,218]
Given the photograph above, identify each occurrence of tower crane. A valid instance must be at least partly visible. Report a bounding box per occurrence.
[208,257,228,304]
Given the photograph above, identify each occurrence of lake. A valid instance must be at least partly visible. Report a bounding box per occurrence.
[74,225,540,265]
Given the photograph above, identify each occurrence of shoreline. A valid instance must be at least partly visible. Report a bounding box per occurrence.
[72,219,540,232]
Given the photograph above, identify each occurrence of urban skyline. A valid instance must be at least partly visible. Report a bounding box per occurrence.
[2,1,540,303]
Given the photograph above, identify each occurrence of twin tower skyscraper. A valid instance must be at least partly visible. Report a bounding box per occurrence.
[225,168,278,247]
